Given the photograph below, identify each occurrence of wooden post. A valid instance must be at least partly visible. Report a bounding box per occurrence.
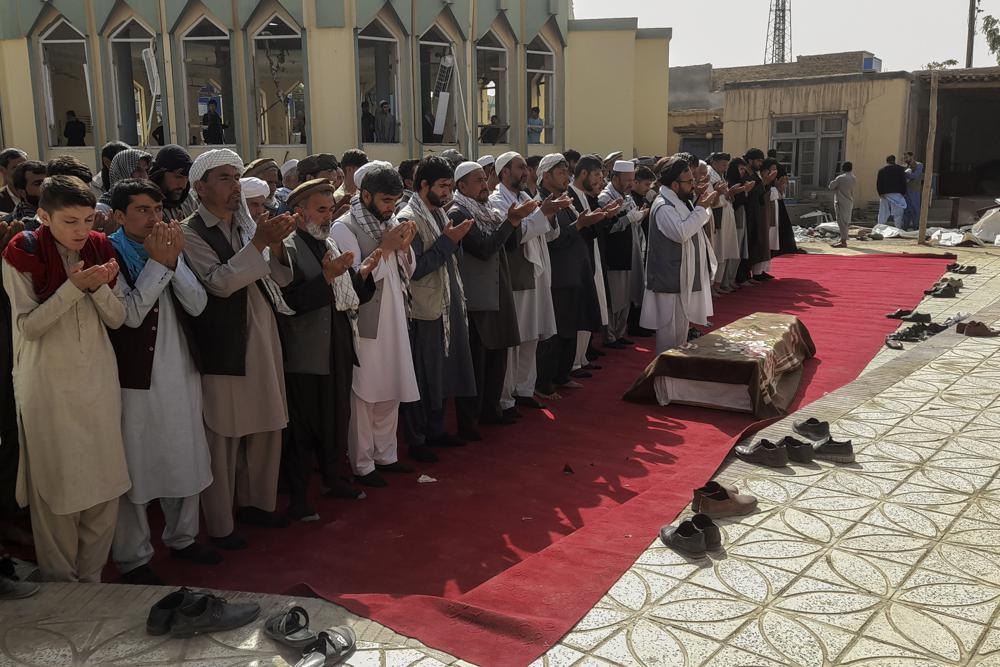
[967,0,978,68]
[918,70,939,245]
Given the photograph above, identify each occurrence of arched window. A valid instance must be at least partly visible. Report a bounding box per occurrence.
[476,31,507,145]
[419,25,457,144]
[357,19,400,144]
[40,18,93,147]
[526,35,555,145]
[252,14,305,145]
[110,18,159,146]
[181,17,234,146]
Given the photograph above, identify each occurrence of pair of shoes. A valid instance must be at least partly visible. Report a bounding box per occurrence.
[237,507,290,528]
[949,264,977,274]
[408,445,439,462]
[926,284,958,298]
[793,418,855,462]
[514,394,547,409]
[0,574,38,600]
[777,436,815,463]
[122,563,164,586]
[936,277,963,289]
[170,542,223,565]
[691,481,758,517]
[568,369,592,379]
[959,321,1000,337]
[659,514,721,555]
[901,312,931,323]
[886,308,912,319]
[147,588,260,638]
[734,439,789,467]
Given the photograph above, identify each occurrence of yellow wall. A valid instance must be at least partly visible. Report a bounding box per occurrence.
[0,39,40,162]
[633,36,669,157]
[723,77,911,204]
[564,29,636,156]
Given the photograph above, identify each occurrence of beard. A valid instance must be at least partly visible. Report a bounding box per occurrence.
[427,190,447,208]
[366,201,392,223]
[305,221,330,240]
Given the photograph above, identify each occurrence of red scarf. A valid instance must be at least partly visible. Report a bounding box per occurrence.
[2,226,116,302]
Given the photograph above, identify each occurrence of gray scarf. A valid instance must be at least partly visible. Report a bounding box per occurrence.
[349,193,411,315]
[452,190,505,237]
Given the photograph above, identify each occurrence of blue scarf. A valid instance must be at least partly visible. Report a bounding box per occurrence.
[108,228,149,282]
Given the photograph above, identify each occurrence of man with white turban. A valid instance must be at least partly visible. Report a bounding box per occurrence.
[489,152,571,412]
[240,176,269,220]
[180,148,298,548]
[274,159,299,206]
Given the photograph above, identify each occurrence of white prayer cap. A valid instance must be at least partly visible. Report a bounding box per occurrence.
[612,160,635,173]
[240,177,269,200]
[280,159,299,177]
[477,154,495,169]
[496,151,521,174]
[604,151,623,163]
[537,153,568,186]
[455,161,484,182]
[353,160,393,188]
[189,148,243,183]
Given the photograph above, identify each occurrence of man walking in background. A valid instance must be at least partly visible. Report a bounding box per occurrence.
[828,162,856,248]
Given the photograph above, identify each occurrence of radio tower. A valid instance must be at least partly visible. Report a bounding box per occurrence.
[764,0,792,64]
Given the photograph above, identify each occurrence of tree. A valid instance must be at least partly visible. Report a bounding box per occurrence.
[924,59,959,70]
[984,14,1000,65]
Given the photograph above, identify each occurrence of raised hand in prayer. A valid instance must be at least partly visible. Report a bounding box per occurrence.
[397,221,417,252]
[443,218,474,243]
[359,248,382,278]
[68,258,118,292]
[144,222,179,270]
[508,199,539,227]
[379,223,409,253]
[332,195,352,221]
[698,189,721,209]
[762,167,778,185]
[540,192,573,218]
[253,212,296,253]
[0,219,24,249]
[576,209,607,229]
[93,209,120,236]
[601,199,623,218]
[322,249,355,282]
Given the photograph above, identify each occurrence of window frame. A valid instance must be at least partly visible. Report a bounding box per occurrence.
[475,30,509,144]
[39,17,94,148]
[770,113,847,189]
[108,17,158,146]
[417,24,459,145]
[179,15,236,148]
[250,12,305,147]
[357,17,403,145]
[525,35,556,145]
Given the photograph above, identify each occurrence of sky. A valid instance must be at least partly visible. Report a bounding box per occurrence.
[571,0,1000,72]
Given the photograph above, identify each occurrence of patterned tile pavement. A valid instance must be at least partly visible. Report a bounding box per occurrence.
[3,240,1000,667]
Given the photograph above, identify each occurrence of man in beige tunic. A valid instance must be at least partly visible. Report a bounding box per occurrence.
[2,175,130,581]
[181,149,296,549]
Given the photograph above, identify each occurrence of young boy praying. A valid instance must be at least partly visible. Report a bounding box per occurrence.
[1,174,130,582]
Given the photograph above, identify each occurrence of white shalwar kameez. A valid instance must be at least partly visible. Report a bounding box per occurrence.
[111,257,213,574]
[330,222,419,475]
[640,187,716,354]
[489,184,558,409]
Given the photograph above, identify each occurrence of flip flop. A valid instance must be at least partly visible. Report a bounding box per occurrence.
[295,626,357,666]
[264,606,318,649]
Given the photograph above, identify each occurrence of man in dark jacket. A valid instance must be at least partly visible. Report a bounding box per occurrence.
[876,155,908,228]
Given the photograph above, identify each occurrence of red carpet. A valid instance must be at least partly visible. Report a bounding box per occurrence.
[145,252,952,665]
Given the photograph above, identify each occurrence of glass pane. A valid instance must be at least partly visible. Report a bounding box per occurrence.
[774,119,793,134]
[360,21,392,39]
[45,20,85,41]
[111,40,158,145]
[477,46,506,140]
[527,35,552,53]
[797,138,816,186]
[112,19,153,40]
[419,42,456,143]
[358,37,399,143]
[526,51,553,71]
[822,116,844,133]
[527,72,552,144]
[43,41,92,146]
[257,16,297,38]
[254,34,305,144]
[183,37,235,145]
[186,18,226,39]
[797,118,816,133]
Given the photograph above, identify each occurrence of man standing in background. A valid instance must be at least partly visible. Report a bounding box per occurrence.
[828,162,856,248]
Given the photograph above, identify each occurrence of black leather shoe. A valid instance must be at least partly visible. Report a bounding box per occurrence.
[886,309,912,319]
[375,461,415,473]
[210,532,248,551]
[691,513,722,550]
[617,337,634,346]
[734,439,788,467]
[659,520,707,555]
[901,312,931,323]
[408,445,439,462]
[814,439,856,463]
[793,417,831,444]
[147,587,195,636]
[170,593,260,638]
[778,436,815,463]
[170,542,223,565]
[355,471,387,487]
